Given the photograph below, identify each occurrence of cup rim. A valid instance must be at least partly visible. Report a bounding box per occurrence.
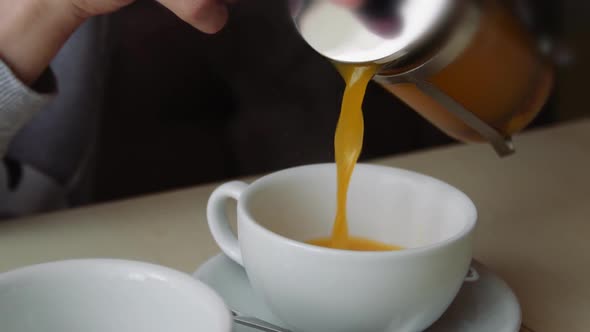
[239,163,477,257]
[0,259,233,332]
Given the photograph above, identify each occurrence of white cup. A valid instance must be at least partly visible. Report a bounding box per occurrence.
[208,164,477,332]
[0,259,232,332]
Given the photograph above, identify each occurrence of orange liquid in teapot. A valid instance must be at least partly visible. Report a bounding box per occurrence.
[307,63,402,252]
[380,0,553,142]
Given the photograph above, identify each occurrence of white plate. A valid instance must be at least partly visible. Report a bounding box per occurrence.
[0,259,232,332]
[194,254,521,332]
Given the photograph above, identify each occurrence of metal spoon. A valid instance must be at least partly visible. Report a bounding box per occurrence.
[231,309,292,332]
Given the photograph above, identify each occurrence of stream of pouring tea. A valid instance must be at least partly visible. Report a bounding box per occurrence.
[308,63,403,251]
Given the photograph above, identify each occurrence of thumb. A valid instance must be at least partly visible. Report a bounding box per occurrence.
[156,0,229,34]
[331,0,364,8]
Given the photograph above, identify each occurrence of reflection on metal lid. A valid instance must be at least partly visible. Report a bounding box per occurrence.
[293,0,458,64]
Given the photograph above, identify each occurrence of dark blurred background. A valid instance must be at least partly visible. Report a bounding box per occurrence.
[8,0,589,209]
[97,0,460,201]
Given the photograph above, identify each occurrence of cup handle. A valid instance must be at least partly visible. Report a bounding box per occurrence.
[207,181,248,266]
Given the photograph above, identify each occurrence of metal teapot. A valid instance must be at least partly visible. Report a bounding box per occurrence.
[289,0,554,156]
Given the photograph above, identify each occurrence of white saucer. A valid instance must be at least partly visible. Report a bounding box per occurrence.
[194,254,521,332]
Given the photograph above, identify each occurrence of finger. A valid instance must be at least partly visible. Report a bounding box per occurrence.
[332,0,364,8]
[157,0,229,34]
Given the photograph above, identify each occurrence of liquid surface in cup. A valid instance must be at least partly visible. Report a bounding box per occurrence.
[308,62,402,252]
[308,236,403,251]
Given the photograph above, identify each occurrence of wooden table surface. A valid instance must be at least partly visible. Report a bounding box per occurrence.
[1,119,589,332]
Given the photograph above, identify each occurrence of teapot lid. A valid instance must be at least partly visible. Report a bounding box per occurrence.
[290,0,466,64]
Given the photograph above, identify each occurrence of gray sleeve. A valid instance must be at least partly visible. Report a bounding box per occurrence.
[0,60,56,157]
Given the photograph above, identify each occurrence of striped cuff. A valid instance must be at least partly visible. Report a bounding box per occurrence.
[0,60,56,156]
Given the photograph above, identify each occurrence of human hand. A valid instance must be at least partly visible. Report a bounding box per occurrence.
[331,0,364,8]
[0,0,232,84]
[71,0,231,34]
